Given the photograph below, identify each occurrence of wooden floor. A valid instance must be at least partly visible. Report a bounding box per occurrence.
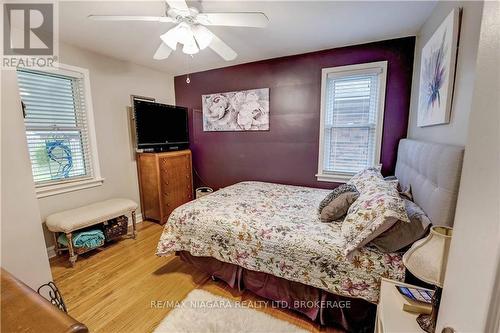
[51,221,341,333]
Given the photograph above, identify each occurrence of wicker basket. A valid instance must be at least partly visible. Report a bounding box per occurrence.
[103,215,128,241]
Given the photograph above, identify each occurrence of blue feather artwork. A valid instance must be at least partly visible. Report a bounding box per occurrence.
[417,9,459,127]
[46,140,73,179]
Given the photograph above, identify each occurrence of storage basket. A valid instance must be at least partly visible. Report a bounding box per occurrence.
[103,215,128,241]
[196,187,213,199]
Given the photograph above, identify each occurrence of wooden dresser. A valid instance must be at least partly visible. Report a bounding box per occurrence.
[137,150,193,224]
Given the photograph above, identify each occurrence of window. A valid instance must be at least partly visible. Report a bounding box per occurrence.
[317,61,387,183]
[17,64,102,197]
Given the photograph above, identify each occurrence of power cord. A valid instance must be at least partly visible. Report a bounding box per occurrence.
[193,164,210,188]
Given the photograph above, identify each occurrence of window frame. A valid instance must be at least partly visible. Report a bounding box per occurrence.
[19,63,103,198]
[316,61,388,183]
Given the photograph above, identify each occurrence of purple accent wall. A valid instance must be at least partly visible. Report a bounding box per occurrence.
[175,37,415,190]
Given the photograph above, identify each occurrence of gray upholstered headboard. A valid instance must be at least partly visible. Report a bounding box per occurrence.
[395,139,464,227]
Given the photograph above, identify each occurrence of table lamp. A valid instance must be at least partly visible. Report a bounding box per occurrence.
[403,226,453,333]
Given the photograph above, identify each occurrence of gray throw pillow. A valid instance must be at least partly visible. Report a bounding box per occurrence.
[369,199,431,253]
[384,176,413,201]
[318,183,358,214]
[320,191,359,222]
[399,185,413,201]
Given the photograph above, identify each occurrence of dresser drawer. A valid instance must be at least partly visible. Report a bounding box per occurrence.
[137,150,193,225]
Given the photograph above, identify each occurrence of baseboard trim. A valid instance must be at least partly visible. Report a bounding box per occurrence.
[46,213,143,259]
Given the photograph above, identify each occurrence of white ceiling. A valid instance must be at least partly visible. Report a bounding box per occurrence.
[59,1,436,75]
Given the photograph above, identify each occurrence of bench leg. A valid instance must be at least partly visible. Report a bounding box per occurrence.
[131,210,137,240]
[52,232,61,256]
[66,232,77,267]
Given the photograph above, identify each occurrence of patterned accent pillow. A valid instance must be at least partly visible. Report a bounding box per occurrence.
[341,178,410,256]
[318,183,358,214]
[320,191,359,222]
[347,167,383,193]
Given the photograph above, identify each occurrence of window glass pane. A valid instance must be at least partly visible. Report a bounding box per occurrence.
[26,131,88,183]
[322,70,381,175]
[18,71,79,128]
[324,127,375,173]
[17,69,91,185]
[330,76,373,127]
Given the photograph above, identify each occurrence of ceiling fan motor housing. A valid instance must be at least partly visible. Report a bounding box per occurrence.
[167,7,200,24]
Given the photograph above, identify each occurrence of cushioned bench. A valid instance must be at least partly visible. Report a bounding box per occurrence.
[46,198,138,266]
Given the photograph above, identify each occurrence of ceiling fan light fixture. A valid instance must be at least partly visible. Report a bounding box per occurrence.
[160,28,178,50]
[182,36,199,55]
[192,25,213,50]
[175,22,196,45]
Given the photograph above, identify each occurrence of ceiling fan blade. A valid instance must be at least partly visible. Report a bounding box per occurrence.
[166,0,189,12]
[196,12,268,28]
[192,25,213,50]
[153,43,173,60]
[88,15,174,23]
[208,33,237,61]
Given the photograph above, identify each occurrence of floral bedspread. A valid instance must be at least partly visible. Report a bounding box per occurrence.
[156,181,405,303]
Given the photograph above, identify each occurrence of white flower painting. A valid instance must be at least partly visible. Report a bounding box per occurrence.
[202,88,269,131]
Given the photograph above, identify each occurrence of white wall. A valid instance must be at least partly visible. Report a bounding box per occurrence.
[407,1,484,146]
[436,2,500,331]
[38,43,175,246]
[1,70,53,289]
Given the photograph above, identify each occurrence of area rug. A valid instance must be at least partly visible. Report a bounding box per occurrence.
[153,289,310,333]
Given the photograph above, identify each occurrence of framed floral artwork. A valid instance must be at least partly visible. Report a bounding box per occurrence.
[417,8,460,127]
[202,88,269,131]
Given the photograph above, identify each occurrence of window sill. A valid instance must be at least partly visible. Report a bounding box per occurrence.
[36,177,105,198]
[315,173,353,183]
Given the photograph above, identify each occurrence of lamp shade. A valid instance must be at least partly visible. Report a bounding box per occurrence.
[403,226,453,287]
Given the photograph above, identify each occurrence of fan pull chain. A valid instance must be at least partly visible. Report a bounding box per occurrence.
[186,54,193,84]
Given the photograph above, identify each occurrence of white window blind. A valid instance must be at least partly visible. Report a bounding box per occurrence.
[317,62,387,182]
[17,68,93,186]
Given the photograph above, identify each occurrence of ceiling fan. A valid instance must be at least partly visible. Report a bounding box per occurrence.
[88,0,269,61]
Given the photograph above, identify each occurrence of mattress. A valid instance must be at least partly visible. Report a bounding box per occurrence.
[156,181,405,303]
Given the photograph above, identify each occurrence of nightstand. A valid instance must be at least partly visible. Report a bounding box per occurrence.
[375,278,432,333]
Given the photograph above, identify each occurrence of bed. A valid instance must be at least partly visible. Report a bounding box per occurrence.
[156,139,464,332]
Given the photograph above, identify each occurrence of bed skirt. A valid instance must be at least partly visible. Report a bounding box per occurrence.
[178,251,376,333]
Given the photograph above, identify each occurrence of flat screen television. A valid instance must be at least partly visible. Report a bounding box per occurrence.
[133,100,189,151]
